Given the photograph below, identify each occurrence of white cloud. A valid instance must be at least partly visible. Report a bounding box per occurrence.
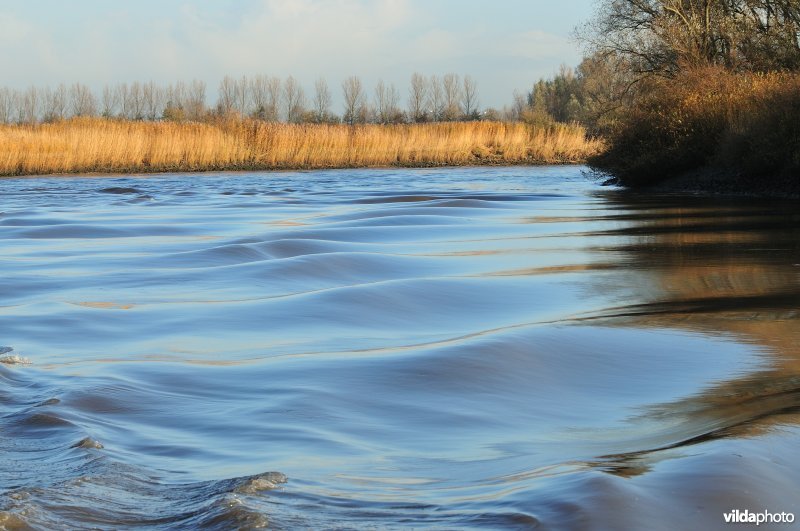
[0,0,582,107]
[169,0,414,77]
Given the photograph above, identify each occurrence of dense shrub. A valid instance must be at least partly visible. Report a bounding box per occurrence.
[589,67,800,189]
[719,74,800,178]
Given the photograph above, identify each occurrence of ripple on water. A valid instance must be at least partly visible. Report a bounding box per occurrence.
[0,167,798,529]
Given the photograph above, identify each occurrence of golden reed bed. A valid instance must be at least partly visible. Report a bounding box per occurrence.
[0,118,603,176]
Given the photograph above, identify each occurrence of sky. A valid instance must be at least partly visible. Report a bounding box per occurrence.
[0,0,597,109]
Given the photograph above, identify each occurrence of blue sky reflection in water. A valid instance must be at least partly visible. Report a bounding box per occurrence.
[0,166,799,529]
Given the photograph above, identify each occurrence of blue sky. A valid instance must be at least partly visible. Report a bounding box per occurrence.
[0,0,596,108]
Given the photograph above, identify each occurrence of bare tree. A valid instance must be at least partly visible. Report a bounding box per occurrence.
[218,75,236,115]
[0,88,15,123]
[116,84,130,119]
[262,76,281,122]
[312,77,333,123]
[442,73,462,120]
[42,86,55,121]
[427,75,445,121]
[185,80,207,120]
[162,82,185,121]
[282,76,307,123]
[374,79,388,123]
[233,75,249,116]
[408,72,428,122]
[342,75,367,124]
[249,75,269,119]
[460,75,479,119]
[101,84,120,118]
[374,79,401,124]
[142,82,155,119]
[128,82,145,120]
[142,81,164,120]
[510,90,527,121]
[581,0,800,75]
[43,84,68,122]
[19,87,40,123]
[68,83,97,118]
[166,81,186,107]
[500,104,517,122]
[165,82,185,108]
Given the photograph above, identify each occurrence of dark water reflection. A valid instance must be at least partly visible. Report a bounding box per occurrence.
[1,167,798,530]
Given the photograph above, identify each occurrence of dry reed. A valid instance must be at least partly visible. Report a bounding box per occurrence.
[0,118,602,176]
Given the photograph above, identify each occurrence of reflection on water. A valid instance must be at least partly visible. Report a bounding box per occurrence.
[0,167,798,529]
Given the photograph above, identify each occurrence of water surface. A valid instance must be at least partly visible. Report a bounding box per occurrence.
[1,167,799,529]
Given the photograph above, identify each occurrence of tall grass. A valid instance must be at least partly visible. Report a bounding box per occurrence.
[590,67,800,190]
[0,118,602,176]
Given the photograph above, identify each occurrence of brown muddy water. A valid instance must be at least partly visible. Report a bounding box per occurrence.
[0,166,798,530]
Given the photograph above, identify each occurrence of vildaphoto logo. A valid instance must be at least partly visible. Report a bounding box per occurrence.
[723,509,795,525]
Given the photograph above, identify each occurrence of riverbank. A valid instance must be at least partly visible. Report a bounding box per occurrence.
[588,67,800,197]
[650,169,800,198]
[0,118,602,177]
[600,167,800,199]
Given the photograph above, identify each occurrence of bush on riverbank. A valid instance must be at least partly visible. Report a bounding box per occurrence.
[588,67,800,190]
[0,118,602,176]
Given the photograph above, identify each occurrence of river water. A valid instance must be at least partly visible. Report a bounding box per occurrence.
[0,166,798,530]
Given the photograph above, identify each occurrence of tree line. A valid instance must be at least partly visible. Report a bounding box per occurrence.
[552,0,800,189]
[584,0,800,75]
[0,73,486,125]
[516,0,800,133]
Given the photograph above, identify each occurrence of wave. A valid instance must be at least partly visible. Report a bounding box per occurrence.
[0,167,798,528]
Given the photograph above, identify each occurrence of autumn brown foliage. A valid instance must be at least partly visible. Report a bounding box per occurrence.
[589,66,800,188]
